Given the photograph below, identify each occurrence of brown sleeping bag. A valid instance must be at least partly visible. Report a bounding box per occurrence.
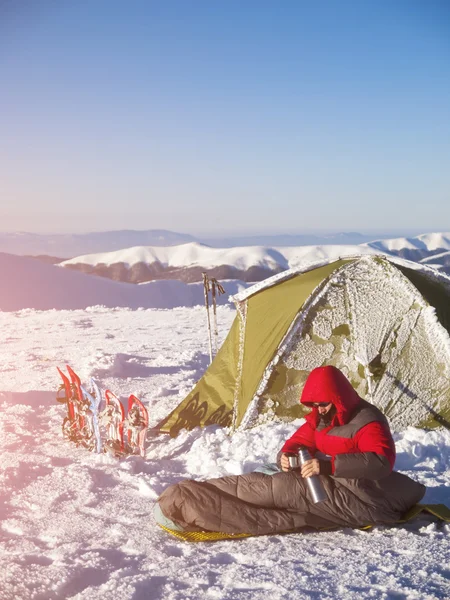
[157,469,425,535]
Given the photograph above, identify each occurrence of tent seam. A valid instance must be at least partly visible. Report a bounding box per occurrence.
[238,261,354,430]
[231,299,247,431]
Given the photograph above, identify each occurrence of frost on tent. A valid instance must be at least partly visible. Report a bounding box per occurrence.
[376,306,450,429]
[253,257,450,429]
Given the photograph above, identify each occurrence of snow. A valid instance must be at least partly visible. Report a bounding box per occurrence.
[1,246,450,599]
[61,242,378,271]
[0,301,449,600]
[420,251,450,268]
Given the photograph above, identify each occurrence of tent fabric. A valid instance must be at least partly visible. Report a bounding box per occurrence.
[156,255,450,436]
[156,316,241,437]
[397,265,450,334]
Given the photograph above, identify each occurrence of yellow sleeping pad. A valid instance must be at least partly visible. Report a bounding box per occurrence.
[157,524,252,542]
[157,504,450,542]
[399,503,450,523]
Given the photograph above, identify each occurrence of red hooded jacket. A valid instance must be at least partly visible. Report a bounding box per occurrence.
[281,366,396,479]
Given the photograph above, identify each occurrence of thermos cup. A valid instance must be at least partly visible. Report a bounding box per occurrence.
[287,454,300,469]
[287,448,328,504]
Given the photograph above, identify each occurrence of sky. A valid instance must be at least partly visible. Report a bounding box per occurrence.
[1,0,449,236]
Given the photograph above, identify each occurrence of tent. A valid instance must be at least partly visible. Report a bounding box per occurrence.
[157,255,450,436]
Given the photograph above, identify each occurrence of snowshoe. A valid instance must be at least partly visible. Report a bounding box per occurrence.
[56,366,76,424]
[124,395,149,458]
[57,366,88,446]
[99,390,126,457]
[63,365,97,451]
[82,378,103,453]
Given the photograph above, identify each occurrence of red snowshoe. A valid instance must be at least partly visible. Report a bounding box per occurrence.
[57,366,91,447]
[125,395,149,458]
[56,368,148,458]
[56,366,80,441]
[99,390,126,456]
[56,366,97,451]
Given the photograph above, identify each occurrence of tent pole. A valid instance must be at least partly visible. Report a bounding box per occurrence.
[202,272,213,364]
[211,278,225,355]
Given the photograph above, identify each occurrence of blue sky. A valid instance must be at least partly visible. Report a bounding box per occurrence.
[1,0,449,235]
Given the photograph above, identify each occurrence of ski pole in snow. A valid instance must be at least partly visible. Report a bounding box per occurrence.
[210,278,226,354]
[202,272,213,364]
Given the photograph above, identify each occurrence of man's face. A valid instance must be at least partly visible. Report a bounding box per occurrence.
[312,402,333,415]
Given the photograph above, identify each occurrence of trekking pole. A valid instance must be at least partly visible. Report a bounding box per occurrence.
[210,278,226,354]
[202,272,213,364]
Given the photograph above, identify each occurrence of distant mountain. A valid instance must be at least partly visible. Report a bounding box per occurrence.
[25,255,66,265]
[58,233,450,284]
[4,233,450,310]
[419,251,450,275]
[0,229,408,257]
[201,232,382,247]
[5,229,450,280]
[60,242,377,284]
[0,230,196,258]
[364,232,450,274]
[0,252,249,311]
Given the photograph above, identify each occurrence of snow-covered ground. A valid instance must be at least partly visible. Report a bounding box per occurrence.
[0,304,449,600]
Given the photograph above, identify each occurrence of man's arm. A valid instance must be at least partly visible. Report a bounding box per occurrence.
[278,421,317,472]
[281,421,316,455]
[332,421,396,480]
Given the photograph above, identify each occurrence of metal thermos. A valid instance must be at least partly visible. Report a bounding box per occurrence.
[297,447,328,504]
[287,454,300,469]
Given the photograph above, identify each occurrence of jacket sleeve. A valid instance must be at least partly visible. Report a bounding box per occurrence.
[332,421,396,480]
[281,421,316,456]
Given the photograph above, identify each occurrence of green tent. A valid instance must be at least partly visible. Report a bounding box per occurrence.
[157,255,450,436]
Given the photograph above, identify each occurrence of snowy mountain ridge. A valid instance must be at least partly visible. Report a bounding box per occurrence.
[59,233,450,284]
[365,232,450,252]
[3,240,450,312]
[59,243,379,284]
[61,242,377,270]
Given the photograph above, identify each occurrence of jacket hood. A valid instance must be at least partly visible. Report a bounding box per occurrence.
[301,366,361,427]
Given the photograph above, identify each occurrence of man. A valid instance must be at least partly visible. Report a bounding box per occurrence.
[279,365,397,482]
[155,366,425,535]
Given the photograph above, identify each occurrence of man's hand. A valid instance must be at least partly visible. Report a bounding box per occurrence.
[301,458,320,478]
[280,453,291,472]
